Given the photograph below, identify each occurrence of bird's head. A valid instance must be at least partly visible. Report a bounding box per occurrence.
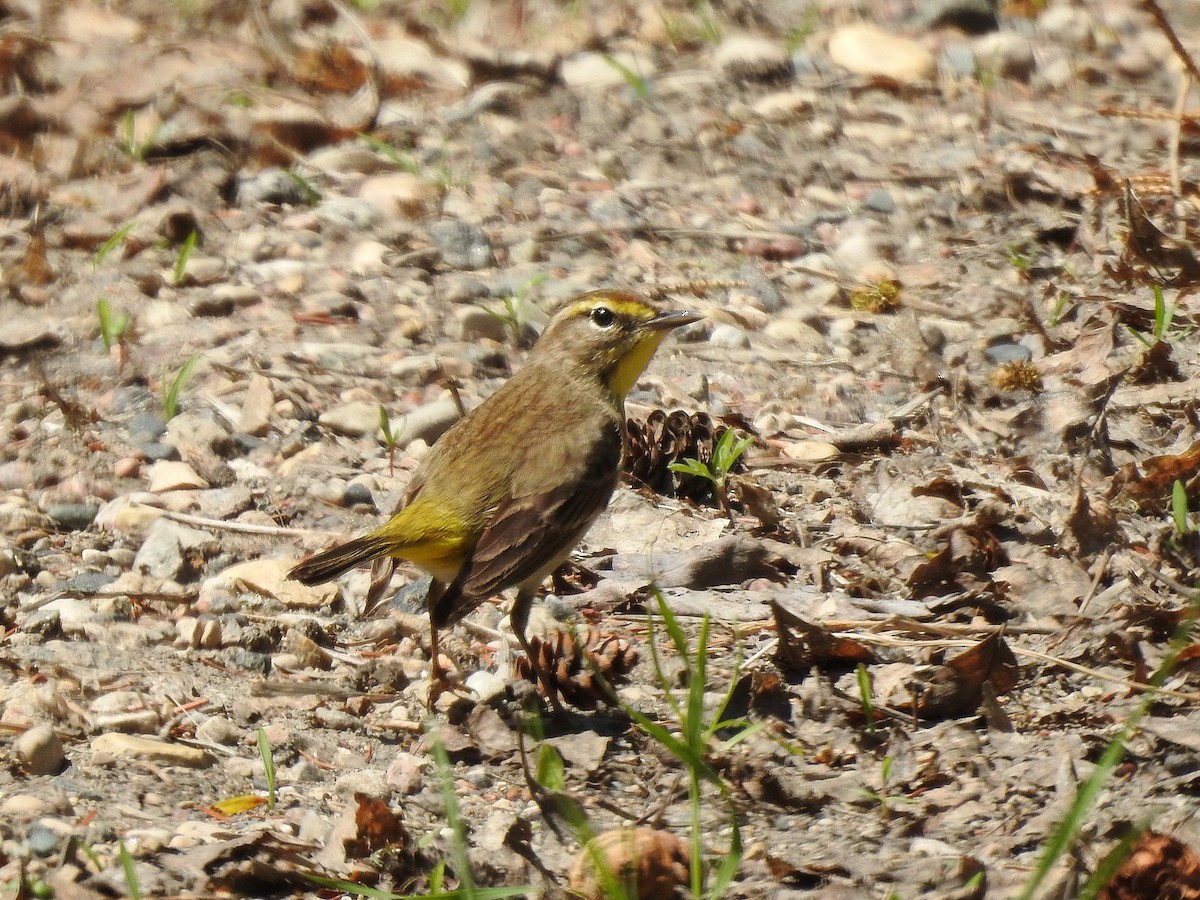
[535,291,702,402]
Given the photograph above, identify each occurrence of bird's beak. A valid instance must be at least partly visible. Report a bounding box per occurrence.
[646,310,703,331]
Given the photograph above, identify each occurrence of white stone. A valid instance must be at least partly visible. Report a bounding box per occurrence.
[827,24,935,82]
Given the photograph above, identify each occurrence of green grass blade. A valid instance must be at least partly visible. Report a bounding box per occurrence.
[623,703,722,788]
[429,736,476,894]
[172,230,199,285]
[655,591,691,661]
[855,663,876,732]
[708,814,743,899]
[117,841,142,900]
[256,726,277,810]
[1172,479,1190,535]
[535,744,566,792]
[1015,729,1130,900]
[1077,820,1151,900]
[93,221,135,268]
[163,353,200,420]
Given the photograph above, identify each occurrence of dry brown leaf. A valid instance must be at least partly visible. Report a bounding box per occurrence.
[342,793,406,860]
[1108,438,1200,511]
[771,599,876,674]
[907,632,1020,719]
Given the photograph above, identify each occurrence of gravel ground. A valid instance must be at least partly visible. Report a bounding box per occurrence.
[3,1,1200,897]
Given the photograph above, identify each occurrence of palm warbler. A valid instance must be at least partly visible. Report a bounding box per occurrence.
[289,290,701,702]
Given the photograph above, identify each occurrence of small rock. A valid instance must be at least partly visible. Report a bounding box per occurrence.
[465,670,508,705]
[358,173,438,219]
[1,794,56,817]
[313,196,382,232]
[195,715,239,745]
[147,460,208,492]
[387,397,462,448]
[1036,5,1095,49]
[237,168,312,206]
[985,342,1033,364]
[385,752,425,795]
[142,442,180,462]
[176,615,222,649]
[560,51,656,89]
[114,456,142,479]
[203,557,337,609]
[319,400,381,437]
[26,821,61,857]
[862,189,896,214]
[90,733,213,768]
[349,239,390,276]
[456,305,509,342]
[238,374,274,437]
[179,255,226,285]
[15,725,66,775]
[709,324,750,349]
[342,482,375,508]
[827,24,936,82]
[974,32,1036,81]
[35,597,98,634]
[0,318,63,351]
[922,0,999,34]
[132,519,218,581]
[165,411,229,453]
[713,34,791,81]
[737,264,787,313]
[939,41,978,77]
[751,88,818,120]
[429,220,494,270]
[45,502,100,531]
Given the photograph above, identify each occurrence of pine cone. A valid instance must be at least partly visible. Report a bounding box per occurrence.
[514,629,638,710]
[625,409,748,503]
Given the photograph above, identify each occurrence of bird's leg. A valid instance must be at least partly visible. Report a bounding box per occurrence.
[511,589,564,714]
[425,580,453,710]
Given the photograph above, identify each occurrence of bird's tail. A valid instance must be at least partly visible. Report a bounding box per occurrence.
[289,536,388,585]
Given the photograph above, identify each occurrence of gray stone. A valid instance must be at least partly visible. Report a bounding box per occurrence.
[127,410,167,444]
[26,821,61,857]
[46,502,100,531]
[737,263,787,313]
[165,411,229,453]
[237,168,312,206]
[862,189,896,214]
[430,220,494,270]
[388,397,461,448]
[133,519,219,581]
[319,400,381,437]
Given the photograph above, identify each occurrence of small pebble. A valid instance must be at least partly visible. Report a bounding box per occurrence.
[45,503,99,531]
[15,725,66,776]
[429,220,493,270]
[709,324,751,349]
[151,446,210,479]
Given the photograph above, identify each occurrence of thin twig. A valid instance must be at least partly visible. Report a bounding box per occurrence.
[136,503,335,539]
[1142,0,1200,84]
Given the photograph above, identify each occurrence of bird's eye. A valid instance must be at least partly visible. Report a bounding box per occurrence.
[589,306,616,329]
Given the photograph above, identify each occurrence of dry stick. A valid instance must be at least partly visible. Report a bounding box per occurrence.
[1076,548,1113,614]
[1142,0,1200,84]
[845,632,1200,703]
[135,504,332,539]
[1168,73,1190,195]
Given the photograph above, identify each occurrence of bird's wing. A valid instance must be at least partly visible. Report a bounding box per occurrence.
[431,426,622,626]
